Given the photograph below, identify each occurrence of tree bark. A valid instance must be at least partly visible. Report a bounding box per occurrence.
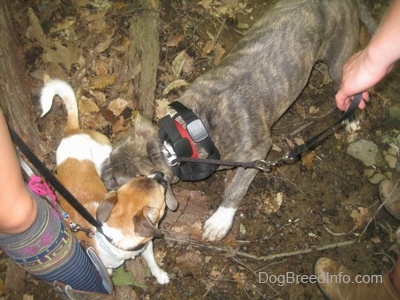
[0,1,46,158]
[129,0,160,119]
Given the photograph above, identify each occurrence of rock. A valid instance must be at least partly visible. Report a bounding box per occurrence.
[346,139,378,167]
[368,172,386,185]
[388,104,400,121]
[384,154,398,168]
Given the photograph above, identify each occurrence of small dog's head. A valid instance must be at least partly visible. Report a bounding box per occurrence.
[96,173,171,250]
[101,115,178,211]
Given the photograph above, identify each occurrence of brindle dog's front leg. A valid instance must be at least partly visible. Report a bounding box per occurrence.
[202,167,260,241]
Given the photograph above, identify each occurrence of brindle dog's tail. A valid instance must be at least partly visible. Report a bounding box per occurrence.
[358,1,379,35]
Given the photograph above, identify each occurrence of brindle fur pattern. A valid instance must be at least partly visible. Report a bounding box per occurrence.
[102,0,376,241]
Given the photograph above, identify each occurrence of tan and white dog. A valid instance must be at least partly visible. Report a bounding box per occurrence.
[40,79,176,284]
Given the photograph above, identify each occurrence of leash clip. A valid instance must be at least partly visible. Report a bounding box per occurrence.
[71,224,95,238]
[253,160,273,171]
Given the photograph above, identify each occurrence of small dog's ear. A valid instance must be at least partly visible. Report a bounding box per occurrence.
[96,191,118,223]
[166,186,178,211]
[133,207,163,238]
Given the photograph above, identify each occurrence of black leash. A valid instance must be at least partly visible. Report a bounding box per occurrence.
[172,94,363,171]
[8,126,108,238]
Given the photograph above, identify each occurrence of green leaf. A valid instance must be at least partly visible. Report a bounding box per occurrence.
[111,265,134,286]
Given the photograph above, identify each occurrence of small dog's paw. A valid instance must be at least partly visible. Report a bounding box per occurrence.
[153,268,170,284]
[203,207,236,241]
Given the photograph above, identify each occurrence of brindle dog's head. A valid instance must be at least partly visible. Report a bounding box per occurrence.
[101,115,178,211]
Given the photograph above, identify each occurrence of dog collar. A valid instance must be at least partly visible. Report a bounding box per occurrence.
[159,101,220,181]
[95,232,146,259]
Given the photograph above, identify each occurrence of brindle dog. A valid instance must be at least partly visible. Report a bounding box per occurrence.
[102,0,377,241]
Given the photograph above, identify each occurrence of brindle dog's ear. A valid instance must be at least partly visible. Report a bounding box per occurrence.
[133,207,163,238]
[96,191,118,223]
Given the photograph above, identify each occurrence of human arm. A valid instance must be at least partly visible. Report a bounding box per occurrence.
[0,110,37,234]
[335,0,400,111]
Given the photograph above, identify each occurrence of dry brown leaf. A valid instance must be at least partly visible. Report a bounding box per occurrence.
[201,40,215,57]
[294,137,304,145]
[88,18,109,34]
[284,137,295,148]
[125,258,147,286]
[263,191,283,214]
[50,17,76,33]
[213,42,225,65]
[294,103,307,118]
[162,79,189,95]
[309,105,319,114]
[112,116,127,134]
[94,34,114,53]
[108,98,129,116]
[79,96,99,115]
[42,41,81,72]
[232,271,247,284]
[90,74,117,90]
[301,150,315,170]
[175,250,203,270]
[89,89,106,105]
[166,34,183,47]
[350,207,371,228]
[172,50,193,77]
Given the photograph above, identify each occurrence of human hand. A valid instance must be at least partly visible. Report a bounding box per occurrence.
[335,49,390,111]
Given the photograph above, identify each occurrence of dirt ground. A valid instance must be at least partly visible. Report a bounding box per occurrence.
[1,0,400,299]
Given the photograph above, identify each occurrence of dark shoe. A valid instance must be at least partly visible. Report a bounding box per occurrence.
[314,257,400,299]
[53,281,117,300]
[378,179,400,220]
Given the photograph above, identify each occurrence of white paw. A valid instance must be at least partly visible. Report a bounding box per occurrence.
[203,207,236,241]
[152,268,170,284]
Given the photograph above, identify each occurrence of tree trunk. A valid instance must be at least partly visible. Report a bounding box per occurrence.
[129,0,160,119]
[0,1,46,159]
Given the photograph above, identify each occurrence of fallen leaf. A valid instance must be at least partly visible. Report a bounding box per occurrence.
[108,98,129,116]
[90,74,117,90]
[370,237,381,244]
[112,265,134,286]
[294,137,304,145]
[309,105,319,114]
[263,191,283,214]
[42,41,81,72]
[94,34,114,53]
[176,250,203,270]
[301,150,315,170]
[213,42,225,65]
[50,17,76,33]
[350,207,371,228]
[232,271,247,283]
[166,34,183,47]
[172,50,191,77]
[284,137,295,149]
[79,96,99,115]
[112,116,127,134]
[162,79,189,95]
[201,40,215,57]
